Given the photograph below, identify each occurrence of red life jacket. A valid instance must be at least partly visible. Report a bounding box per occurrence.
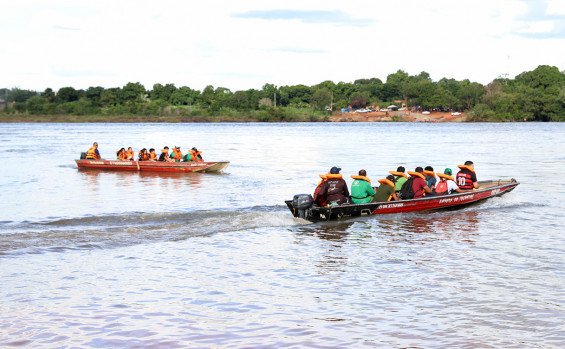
[435,179,448,195]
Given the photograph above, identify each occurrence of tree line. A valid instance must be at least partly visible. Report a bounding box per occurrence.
[1,65,564,121]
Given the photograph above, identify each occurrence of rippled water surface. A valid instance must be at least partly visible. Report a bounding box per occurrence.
[1,122,564,348]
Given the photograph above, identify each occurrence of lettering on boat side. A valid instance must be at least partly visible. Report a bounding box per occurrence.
[88,161,104,165]
[439,194,475,204]
[491,188,501,195]
[109,162,130,166]
[378,203,404,209]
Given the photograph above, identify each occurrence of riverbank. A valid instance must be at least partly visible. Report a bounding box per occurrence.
[329,110,467,122]
[0,110,468,123]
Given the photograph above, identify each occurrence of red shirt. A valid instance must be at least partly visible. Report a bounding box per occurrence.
[412,177,428,198]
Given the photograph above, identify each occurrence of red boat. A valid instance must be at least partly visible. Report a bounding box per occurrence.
[75,159,229,173]
[286,179,519,221]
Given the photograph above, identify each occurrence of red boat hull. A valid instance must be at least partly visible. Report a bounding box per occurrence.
[75,159,229,173]
[286,179,519,221]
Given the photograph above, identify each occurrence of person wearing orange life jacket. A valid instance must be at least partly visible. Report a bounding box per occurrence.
[148,148,157,161]
[183,147,203,162]
[85,142,101,159]
[456,161,479,190]
[350,169,376,204]
[125,147,135,160]
[138,148,149,161]
[389,166,408,192]
[159,146,174,162]
[405,167,433,199]
[116,148,127,160]
[424,166,437,190]
[170,146,183,162]
[434,168,466,195]
[318,166,350,206]
[372,175,399,202]
[313,174,328,206]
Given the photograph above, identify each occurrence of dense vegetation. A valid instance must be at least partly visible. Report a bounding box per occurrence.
[2,65,564,122]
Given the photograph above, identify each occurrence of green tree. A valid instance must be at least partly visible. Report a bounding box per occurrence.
[311,88,332,110]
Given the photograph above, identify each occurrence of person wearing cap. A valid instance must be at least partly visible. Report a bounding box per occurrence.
[318,166,350,206]
[170,146,183,162]
[350,169,376,204]
[434,168,466,195]
[456,161,479,190]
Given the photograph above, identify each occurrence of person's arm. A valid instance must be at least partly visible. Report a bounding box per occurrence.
[423,185,432,194]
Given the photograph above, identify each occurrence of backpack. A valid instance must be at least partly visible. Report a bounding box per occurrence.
[399,177,415,199]
[434,179,448,195]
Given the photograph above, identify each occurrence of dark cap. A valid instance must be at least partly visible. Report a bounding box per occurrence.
[330,166,341,174]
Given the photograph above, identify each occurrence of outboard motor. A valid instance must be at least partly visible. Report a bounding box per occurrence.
[292,194,313,219]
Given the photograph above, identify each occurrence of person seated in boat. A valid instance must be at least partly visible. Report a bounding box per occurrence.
[389,166,408,192]
[434,168,466,195]
[318,166,350,206]
[350,169,376,204]
[456,161,479,190]
[116,148,127,160]
[403,167,432,199]
[148,148,157,161]
[170,146,183,162]
[424,166,437,191]
[85,142,101,160]
[313,174,328,206]
[138,148,149,161]
[183,147,203,162]
[125,147,135,160]
[158,146,174,162]
[372,175,399,202]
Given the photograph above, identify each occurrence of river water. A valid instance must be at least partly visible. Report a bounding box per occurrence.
[0,122,563,348]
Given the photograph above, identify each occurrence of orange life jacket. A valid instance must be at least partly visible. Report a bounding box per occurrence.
[117,150,127,160]
[172,149,182,161]
[189,150,203,162]
[389,171,408,179]
[138,151,149,161]
[86,146,100,159]
[148,152,157,160]
[350,175,371,183]
[125,150,134,160]
[407,171,426,180]
[437,173,455,182]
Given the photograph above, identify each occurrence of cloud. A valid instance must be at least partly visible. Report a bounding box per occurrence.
[514,0,565,38]
[232,9,374,27]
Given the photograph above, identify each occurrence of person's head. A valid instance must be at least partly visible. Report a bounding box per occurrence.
[424,166,433,172]
[174,146,180,150]
[464,160,474,169]
[149,148,155,153]
[330,166,341,174]
[415,166,423,173]
[141,148,146,152]
[358,169,366,176]
[444,168,452,175]
[163,146,169,151]
[128,147,132,151]
[386,174,395,182]
[192,147,198,152]
[93,142,98,147]
[397,166,405,173]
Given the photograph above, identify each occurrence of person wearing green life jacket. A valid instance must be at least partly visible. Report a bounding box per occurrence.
[350,169,376,204]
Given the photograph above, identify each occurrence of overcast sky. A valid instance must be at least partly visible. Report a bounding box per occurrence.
[2,0,565,92]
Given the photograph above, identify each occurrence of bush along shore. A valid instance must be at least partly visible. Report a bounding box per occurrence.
[2,65,565,122]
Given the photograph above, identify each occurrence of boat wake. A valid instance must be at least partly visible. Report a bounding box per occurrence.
[0,207,310,256]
